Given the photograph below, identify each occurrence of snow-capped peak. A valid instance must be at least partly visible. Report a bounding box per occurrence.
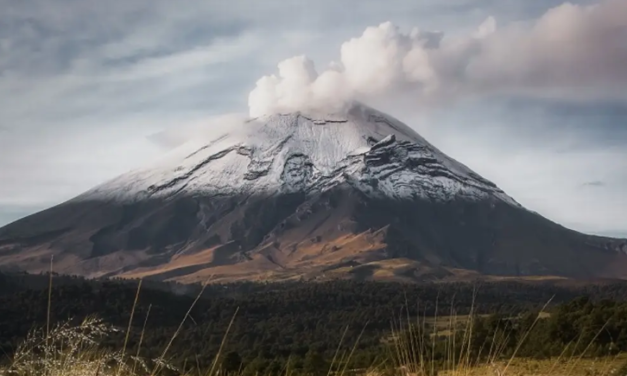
[74,103,519,207]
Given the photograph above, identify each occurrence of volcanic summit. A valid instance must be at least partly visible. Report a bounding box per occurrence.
[1,103,625,283]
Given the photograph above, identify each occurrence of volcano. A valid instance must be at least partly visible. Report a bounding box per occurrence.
[1,103,626,283]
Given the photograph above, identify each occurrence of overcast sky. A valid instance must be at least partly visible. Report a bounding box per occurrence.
[0,0,626,237]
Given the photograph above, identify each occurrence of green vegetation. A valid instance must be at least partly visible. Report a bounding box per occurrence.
[2,272,627,375]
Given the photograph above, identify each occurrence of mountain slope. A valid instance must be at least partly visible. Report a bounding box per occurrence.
[0,103,626,282]
[72,103,518,205]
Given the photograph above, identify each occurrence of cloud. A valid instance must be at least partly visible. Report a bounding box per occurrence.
[582,180,606,187]
[248,22,446,117]
[102,35,261,82]
[147,113,249,149]
[249,0,627,117]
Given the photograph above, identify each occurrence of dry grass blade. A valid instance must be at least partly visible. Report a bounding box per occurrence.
[501,296,554,375]
[132,304,152,375]
[565,319,611,376]
[118,279,142,376]
[46,256,54,347]
[339,322,368,376]
[206,306,240,376]
[150,282,208,376]
[327,326,349,376]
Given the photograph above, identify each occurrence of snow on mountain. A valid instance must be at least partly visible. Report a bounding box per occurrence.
[74,103,519,207]
[2,103,627,283]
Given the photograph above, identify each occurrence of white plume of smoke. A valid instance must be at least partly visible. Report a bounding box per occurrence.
[147,113,249,149]
[248,22,446,117]
[248,0,627,117]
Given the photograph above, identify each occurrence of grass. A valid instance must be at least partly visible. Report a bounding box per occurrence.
[444,355,627,376]
[4,320,625,376]
[1,268,627,376]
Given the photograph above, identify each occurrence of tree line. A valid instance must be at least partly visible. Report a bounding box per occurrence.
[2,272,627,373]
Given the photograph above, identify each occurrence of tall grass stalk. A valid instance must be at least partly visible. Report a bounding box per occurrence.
[206,307,239,376]
[118,279,142,376]
[150,282,208,376]
[46,256,54,347]
[327,326,349,376]
[131,304,151,375]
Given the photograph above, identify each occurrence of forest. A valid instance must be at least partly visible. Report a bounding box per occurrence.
[2,272,627,374]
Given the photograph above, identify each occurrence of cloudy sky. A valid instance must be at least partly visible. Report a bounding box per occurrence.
[0,0,626,237]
